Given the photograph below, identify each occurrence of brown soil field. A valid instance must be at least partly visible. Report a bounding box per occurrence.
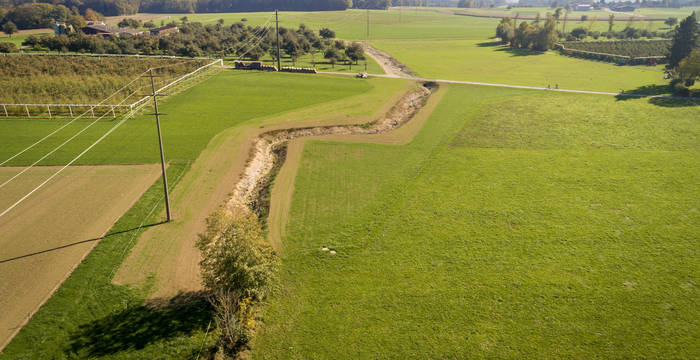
[114,77,413,298]
[0,164,161,350]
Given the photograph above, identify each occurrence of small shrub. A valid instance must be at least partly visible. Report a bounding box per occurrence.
[197,208,279,355]
[0,42,17,53]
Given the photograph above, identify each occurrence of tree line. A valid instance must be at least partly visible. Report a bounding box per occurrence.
[496,15,558,51]
[11,19,365,70]
[0,0,389,25]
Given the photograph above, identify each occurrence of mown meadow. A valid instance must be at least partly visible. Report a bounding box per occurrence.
[372,39,667,92]
[252,84,699,358]
[177,8,675,93]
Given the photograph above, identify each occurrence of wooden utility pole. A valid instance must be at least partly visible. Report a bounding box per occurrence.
[366,9,370,39]
[145,69,172,222]
[275,10,281,70]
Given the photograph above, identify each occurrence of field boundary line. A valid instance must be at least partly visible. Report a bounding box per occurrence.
[130,58,223,110]
[0,87,145,189]
[318,71,697,100]
[1,52,220,61]
[0,75,148,166]
[0,87,161,218]
[0,164,166,353]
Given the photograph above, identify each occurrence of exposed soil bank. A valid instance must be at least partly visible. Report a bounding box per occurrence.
[362,43,415,77]
[225,81,434,217]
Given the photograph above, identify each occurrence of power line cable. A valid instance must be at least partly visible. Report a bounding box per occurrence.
[0,59,218,218]
[0,108,139,218]
[233,16,274,59]
[0,60,197,167]
[0,87,144,190]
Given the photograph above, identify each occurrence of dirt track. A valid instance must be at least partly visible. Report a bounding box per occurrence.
[114,74,443,297]
[0,164,161,351]
[113,77,414,297]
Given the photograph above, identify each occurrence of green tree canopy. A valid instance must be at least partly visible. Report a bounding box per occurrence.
[668,13,698,68]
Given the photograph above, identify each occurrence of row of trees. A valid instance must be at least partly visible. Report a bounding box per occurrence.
[13,19,364,69]
[496,15,558,51]
[0,3,97,30]
[0,0,138,17]
[562,39,671,58]
[565,27,674,41]
[0,55,205,104]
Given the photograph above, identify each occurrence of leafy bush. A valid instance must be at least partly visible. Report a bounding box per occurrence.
[0,42,17,53]
[319,27,336,39]
[570,27,587,40]
[197,208,279,355]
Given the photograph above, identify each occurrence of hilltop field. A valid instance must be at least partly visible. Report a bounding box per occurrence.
[0,6,698,360]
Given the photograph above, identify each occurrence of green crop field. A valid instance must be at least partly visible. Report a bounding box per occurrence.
[0,71,382,359]
[373,39,667,92]
[251,84,700,359]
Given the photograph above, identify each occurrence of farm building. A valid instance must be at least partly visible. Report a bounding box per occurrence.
[82,22,143,37]
[150,25,179,36]
[609,4,637,12]
[572,3,593,11]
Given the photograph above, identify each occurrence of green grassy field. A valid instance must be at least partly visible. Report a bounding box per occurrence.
[373,39,667,92]
[452,5,700,20]
[0,32,50,46]
[251,84,700,358]
[0,71,376,359]
[634,6,700,18]
[172,9,674,92]
[0,71,370,166]
[179,9,670,41]
[180,9,499,40]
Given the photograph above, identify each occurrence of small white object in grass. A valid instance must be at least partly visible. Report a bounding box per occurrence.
[329,250,337,255]
[322,247,329,251]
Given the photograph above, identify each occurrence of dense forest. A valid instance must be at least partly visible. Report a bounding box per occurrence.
[0,0,361,24]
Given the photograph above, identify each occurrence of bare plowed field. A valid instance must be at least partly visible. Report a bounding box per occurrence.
[0,164,161,349]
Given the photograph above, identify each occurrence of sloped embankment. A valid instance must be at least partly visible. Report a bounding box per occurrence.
[226,82,434,217]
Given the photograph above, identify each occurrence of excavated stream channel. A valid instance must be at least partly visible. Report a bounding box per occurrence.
[225,81,435,218]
